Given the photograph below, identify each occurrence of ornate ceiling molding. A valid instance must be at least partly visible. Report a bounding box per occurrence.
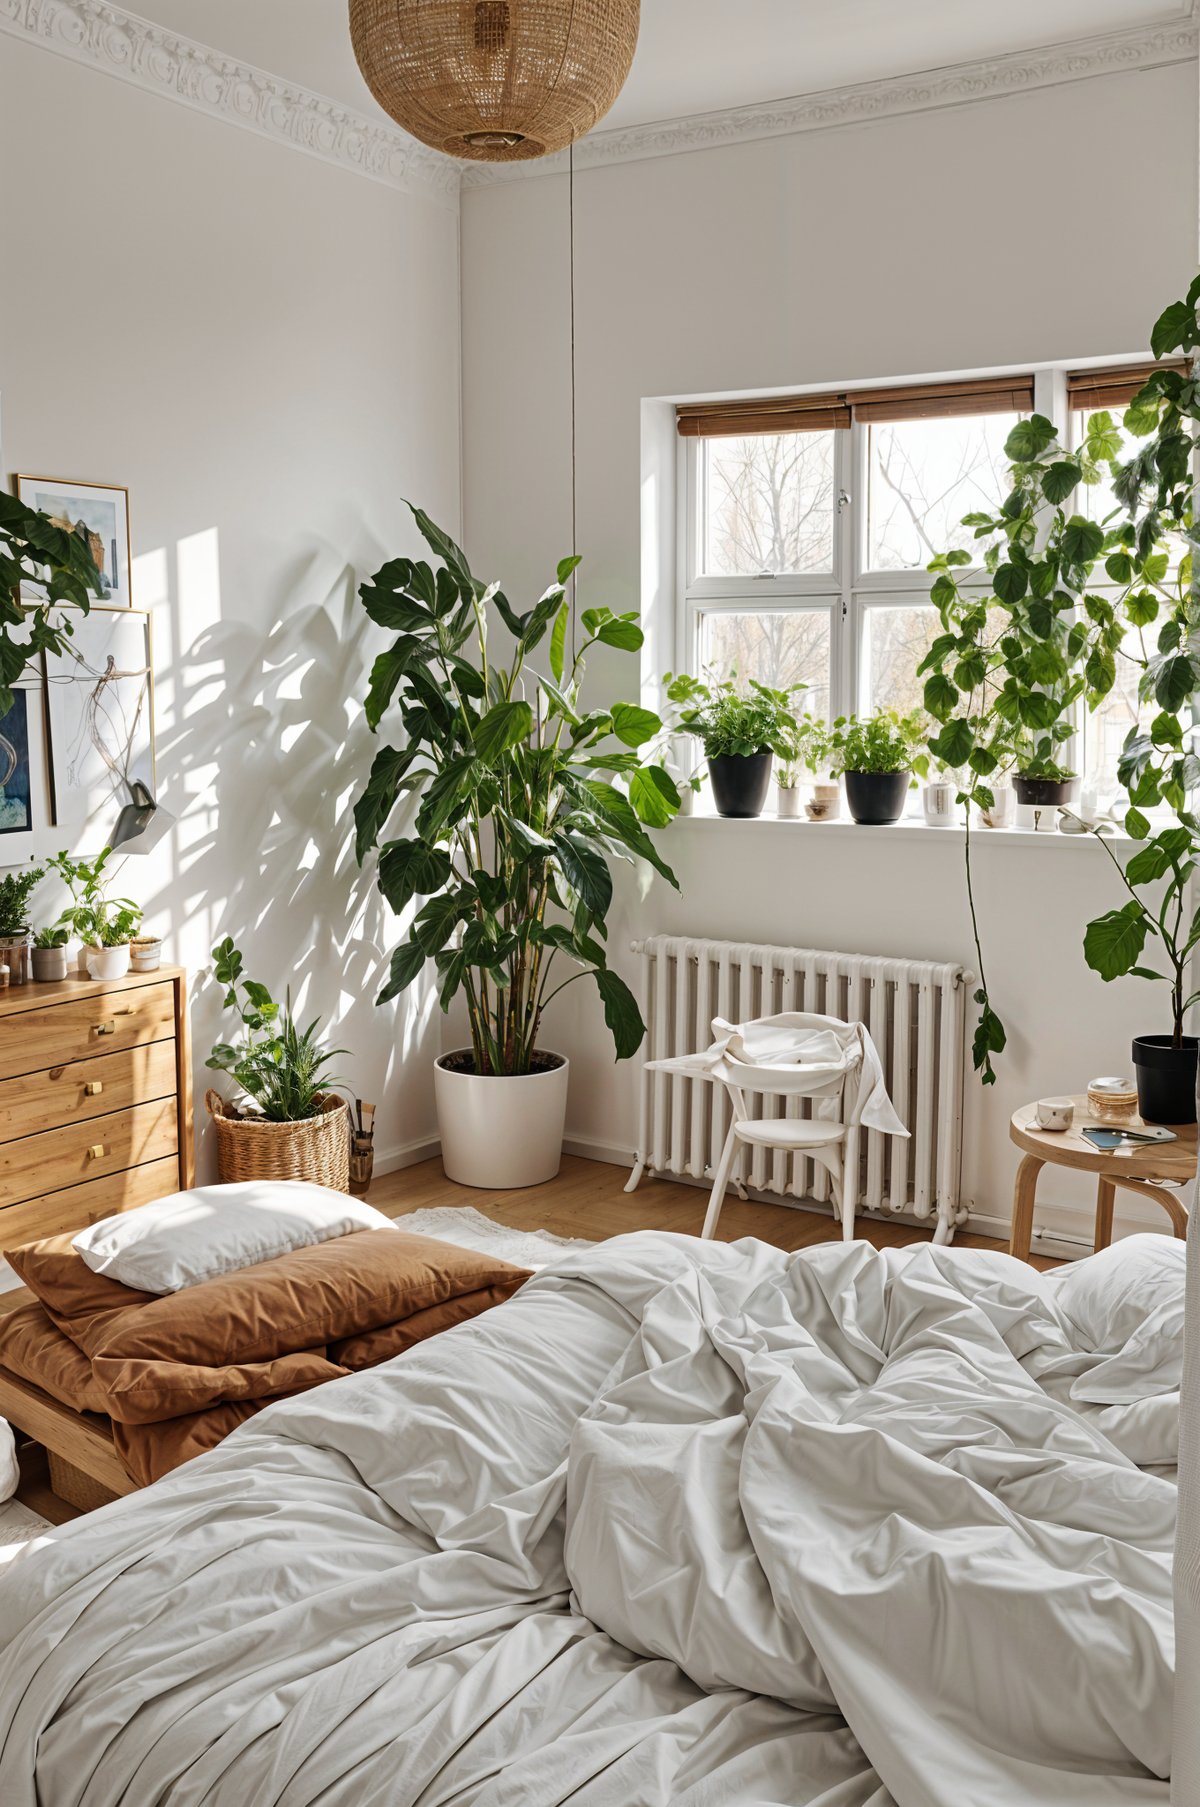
[463,8,1200,186]
[0,0,460,208]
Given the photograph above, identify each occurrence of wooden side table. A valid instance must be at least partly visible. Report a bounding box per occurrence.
[1008,1096,1195,1261]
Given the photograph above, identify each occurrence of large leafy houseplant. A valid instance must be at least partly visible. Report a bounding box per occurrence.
[47,847,142,948]
[919,403,1163,1081]
[666,672,804,818]
[1075,280,1200,1118]
[832,709,929,826]
[354,506,679,1080]
[0,490,104,718]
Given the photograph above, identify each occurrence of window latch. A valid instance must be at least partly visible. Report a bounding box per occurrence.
[838,489,852,511]
[754,569,775,580]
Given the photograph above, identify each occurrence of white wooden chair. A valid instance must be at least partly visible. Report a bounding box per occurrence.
[699,1051,861,1242]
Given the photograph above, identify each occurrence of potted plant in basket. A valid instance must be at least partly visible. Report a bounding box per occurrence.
[0,863,44,985]
[666,672,805,819]
[31,925,69,983]
[831,710,929,825]
[205,936,351,1187]
[353,505,681,1190]
[46,847,142,980]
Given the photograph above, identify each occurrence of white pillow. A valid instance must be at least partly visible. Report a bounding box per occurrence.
[72,1181,397,1294]
[1046,1231,1186,1403]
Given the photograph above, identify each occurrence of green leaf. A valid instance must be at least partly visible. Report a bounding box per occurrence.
[1104,553,1133,585]
[1151,298,1197,359]
[628,765,680,828]
[923,673,959,719]
[597,616,643,652]
[1004,415,1057,462]
[1126,590,1159,628]
[594,967,646,1060]
[1041,461,1081,504]
[553,831,613,915]
[353,744,416,862]
[377,937,428,1004]
[408,505,478,597]
[557,554,583,587]
[1154,654,1195,713]
[992,564,1027,606]
[473,700,533,762]
[413,889,463,956]
[609,703,660,748]
[931,717,974,767]
[377,840,453,913]
[1060,516,1105,567]
[549,599,569,683]
[1083,902,1149,980]
[1124,806,1151,841]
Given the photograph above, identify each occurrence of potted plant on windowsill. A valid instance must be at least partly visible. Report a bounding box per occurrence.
[31,925,69,983]
[666,673,804,819]
[205,937,351,1186]
[832,710,929,825]
[353,506,681,1190]
[46,847,142,980]
[0,863,44,986]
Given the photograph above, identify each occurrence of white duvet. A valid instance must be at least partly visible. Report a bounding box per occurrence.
[0,1229,1184,1806]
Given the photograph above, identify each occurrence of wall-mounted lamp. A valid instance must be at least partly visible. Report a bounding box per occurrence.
[110,779,174,854]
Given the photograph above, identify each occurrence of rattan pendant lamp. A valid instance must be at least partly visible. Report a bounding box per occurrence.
[349,0,640,161]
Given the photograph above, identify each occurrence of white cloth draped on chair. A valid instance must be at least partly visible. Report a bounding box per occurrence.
[647,1012,907,1242]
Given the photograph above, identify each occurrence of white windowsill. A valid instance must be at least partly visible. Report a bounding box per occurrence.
[672,808,1128,849]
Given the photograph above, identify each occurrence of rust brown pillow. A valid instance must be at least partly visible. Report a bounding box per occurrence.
[0,1302,110,1414]
[332,1281,532,1369]
[114,1401,264,1486]
[6,1227,530,1367]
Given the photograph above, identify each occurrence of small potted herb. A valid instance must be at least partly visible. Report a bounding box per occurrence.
[667,673,805,819]
[47,847,142,981]
[31,925,70,983]
[832,710,929,825]
[0,863,44,985]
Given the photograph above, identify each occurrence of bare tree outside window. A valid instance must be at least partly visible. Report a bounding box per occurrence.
[701,611,831,720]
[703,433,835,576]
[867,415,1018,571]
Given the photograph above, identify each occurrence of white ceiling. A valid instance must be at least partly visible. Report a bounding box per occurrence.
[134,0,1190,132]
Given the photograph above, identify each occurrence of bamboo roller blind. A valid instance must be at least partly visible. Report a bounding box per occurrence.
[677,374,1034,438]
[1065,361,1189,412]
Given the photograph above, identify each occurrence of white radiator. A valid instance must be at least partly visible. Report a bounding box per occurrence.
[625,935,971,1237]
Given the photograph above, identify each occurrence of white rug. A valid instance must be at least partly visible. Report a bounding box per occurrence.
[0,1499,52,1558]
[396,1205,592,1270]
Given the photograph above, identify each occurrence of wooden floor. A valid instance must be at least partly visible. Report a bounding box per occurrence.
[7,1155,1054,1522]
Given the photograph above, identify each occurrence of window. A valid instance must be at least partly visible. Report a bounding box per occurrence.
[675,363,1179,812]
[678,376,1031,733]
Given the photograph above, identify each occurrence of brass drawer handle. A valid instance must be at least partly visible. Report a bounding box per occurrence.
[85,1081,103,1096]
[93,1021,116,1036]
[88,1144,106,1160]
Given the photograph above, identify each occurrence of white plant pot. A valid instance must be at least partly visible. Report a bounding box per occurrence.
[776,785,802,819]
[84,943,131,981]
[922,780,957,826]
[434,1051,569,1189]
[130,938,163,972]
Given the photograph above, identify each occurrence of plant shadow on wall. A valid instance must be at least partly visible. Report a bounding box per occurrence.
[130,546,426,1150]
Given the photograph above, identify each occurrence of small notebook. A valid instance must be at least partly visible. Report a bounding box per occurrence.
[1080,1125,1177,1151]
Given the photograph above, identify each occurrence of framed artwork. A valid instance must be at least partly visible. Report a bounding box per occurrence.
[0,670,54,856]
[15,475,132,608]
[41,606,154,832]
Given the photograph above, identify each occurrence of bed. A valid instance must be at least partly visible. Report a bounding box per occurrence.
[0,1226,1186,1805]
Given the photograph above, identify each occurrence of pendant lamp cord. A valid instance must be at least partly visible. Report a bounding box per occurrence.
[569,139,578,660]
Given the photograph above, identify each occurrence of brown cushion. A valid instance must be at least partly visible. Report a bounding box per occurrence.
[4,1227,531,1427]
[0,1302,109,1414]
[332,1282,530,1369]
[114,1403,263,1486]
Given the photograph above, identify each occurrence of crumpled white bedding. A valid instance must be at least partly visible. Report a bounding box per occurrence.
[0,1229,1183,1806]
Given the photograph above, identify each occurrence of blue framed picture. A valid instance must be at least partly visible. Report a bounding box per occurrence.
[0,690,32,837]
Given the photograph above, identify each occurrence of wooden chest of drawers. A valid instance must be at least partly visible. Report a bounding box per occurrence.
[0,967,192,1257]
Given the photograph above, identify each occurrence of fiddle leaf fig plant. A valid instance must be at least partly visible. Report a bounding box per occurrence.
[0,490,104,718]
[355,505,680,1076]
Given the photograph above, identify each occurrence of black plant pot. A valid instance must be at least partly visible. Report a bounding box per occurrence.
[1013,774,1078,808]
[844,769,910,825]
[708,751,773,819]
[1132,1034,1199,1125]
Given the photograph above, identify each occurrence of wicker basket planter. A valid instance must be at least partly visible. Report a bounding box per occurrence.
[204,1091,350,1191]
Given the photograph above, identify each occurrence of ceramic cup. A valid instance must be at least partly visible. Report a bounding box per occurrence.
[922,780,957,826]
[1035,1097,1075,1132]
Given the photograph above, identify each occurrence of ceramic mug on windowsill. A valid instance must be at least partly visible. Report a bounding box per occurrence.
[922,780,956,826]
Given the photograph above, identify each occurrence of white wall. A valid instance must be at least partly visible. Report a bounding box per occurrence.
[0,35,462,1173]
[460,63,1200,1244]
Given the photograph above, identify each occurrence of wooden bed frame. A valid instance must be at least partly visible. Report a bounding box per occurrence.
[0,1366,134,1509]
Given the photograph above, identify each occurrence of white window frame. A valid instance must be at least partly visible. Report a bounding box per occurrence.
[673,365,1129,781]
